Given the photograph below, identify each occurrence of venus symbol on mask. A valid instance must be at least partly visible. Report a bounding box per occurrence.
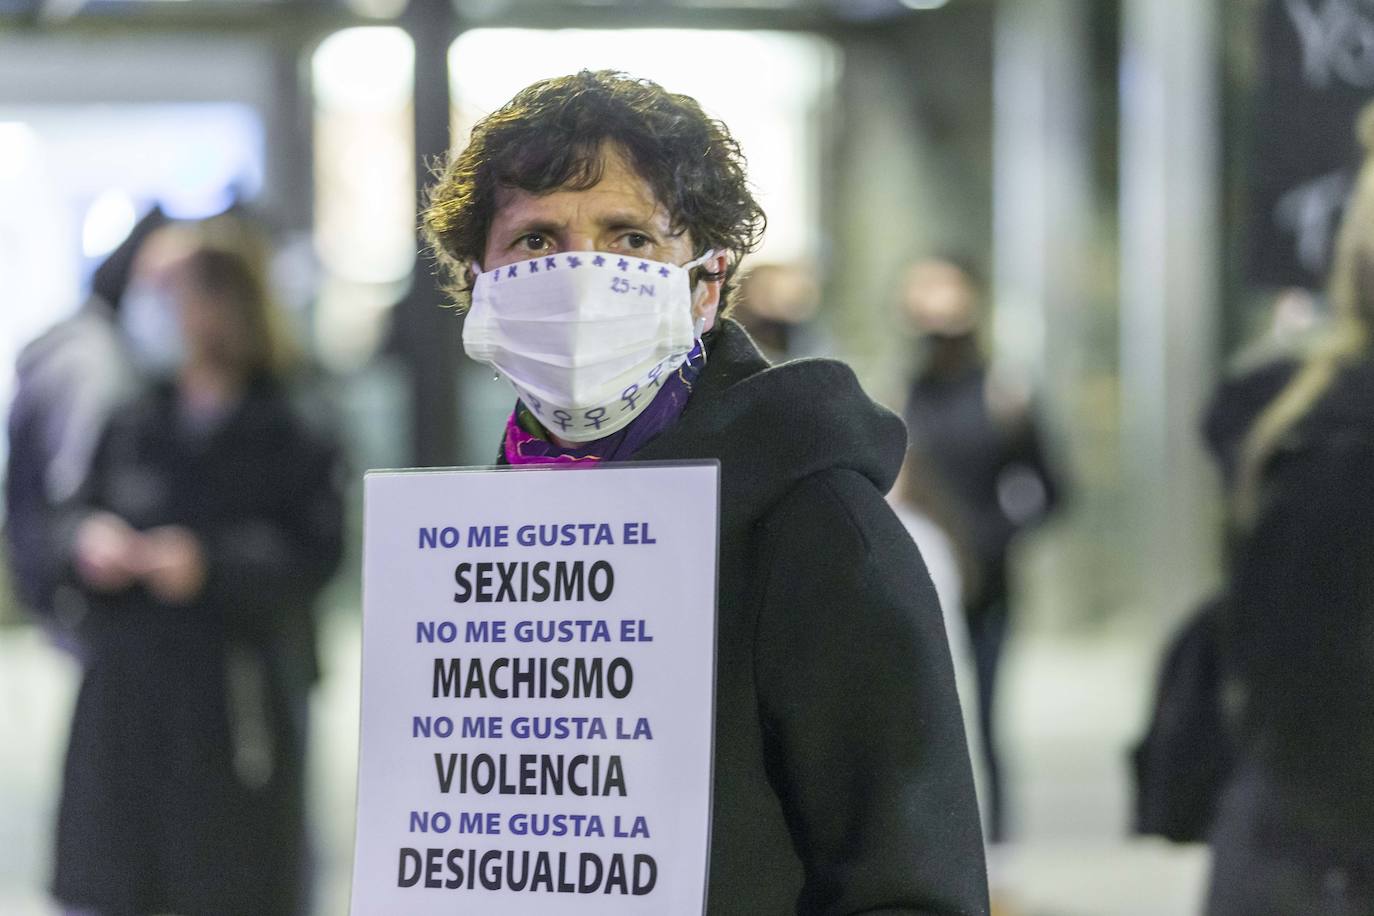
[583,407,608,431]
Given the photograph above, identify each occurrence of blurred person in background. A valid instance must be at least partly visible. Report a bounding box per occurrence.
[730,262,828,362]
[51,216,344,916]
[4,205,167,642]
[888,448,990,840]
[900,255,1062,843]
[425,69,988,914]
[1201,105,1374,916]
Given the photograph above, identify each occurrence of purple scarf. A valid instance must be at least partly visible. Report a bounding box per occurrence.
[503,342,705,465]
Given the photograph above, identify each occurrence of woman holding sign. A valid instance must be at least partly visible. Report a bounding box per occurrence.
[52,218,344,916]
[423,71,987,914]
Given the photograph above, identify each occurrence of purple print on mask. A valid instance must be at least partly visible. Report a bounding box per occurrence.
[502,340,706,466]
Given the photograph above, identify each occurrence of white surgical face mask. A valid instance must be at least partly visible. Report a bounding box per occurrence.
[119,283,185,374]
[464,249,715,443]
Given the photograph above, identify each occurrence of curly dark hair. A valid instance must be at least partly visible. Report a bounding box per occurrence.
[423,69,766,311]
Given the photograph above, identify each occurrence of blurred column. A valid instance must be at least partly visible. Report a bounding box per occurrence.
[992,0,1090,384]
[396,0,462,467]
[827,6,995,404]
[1119,0,1222,616]
[992,0,1096,626]
[265,31,314,236]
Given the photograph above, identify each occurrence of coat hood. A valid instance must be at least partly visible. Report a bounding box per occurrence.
[635,319,908,531]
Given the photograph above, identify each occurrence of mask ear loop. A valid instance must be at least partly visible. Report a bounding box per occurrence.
[683,248,716,273]
[466,261,501,380]
[687,249,717,365]
[691,316,708,367]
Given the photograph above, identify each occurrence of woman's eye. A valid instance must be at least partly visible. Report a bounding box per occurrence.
[518,234,548,251]
[623,232,651,250]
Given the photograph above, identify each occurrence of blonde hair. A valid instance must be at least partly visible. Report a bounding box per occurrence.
[1234,105,1374,526]
[149,214,299,380]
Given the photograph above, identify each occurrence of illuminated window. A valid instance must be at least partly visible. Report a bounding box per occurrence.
[0,120,72,441]
[447,29,840,265]
[311,26,415,370]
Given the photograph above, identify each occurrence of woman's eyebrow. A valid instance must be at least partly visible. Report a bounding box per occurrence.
[502,219,563,240]
[598,210,662,231]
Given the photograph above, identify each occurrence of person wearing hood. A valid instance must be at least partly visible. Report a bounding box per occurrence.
[424,70,987,915]
[5,204,167,634]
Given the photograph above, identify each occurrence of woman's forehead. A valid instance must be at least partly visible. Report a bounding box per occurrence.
[491,144,670,228]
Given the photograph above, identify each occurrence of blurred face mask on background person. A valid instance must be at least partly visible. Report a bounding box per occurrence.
[463,248,715,443]
[119,282,185,374]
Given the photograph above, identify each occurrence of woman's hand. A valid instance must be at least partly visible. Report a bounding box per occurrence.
[138,526,207,605]
[74,512,143,593]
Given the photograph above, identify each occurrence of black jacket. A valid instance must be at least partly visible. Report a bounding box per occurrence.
[52,379,345,916]
[903,363,1059,611]
[1205,357,1374,861]
[626,321,987,914]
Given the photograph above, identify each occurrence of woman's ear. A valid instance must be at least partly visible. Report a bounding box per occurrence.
[691,252,728,332]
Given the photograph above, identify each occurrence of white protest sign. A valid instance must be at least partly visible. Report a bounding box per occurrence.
[351,462,719,916]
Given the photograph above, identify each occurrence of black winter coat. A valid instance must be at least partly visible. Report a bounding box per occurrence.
[1205,357,1374,865]
[903,363,1059,613]
[587,321,987,914]
[51,379,345,916]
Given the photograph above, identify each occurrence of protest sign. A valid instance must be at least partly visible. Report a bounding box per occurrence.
[351,462,719,915]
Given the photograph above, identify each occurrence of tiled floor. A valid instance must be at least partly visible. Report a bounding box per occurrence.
[0,624,76,916]
[0,612,1207,915]
[992,630,1209,915]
